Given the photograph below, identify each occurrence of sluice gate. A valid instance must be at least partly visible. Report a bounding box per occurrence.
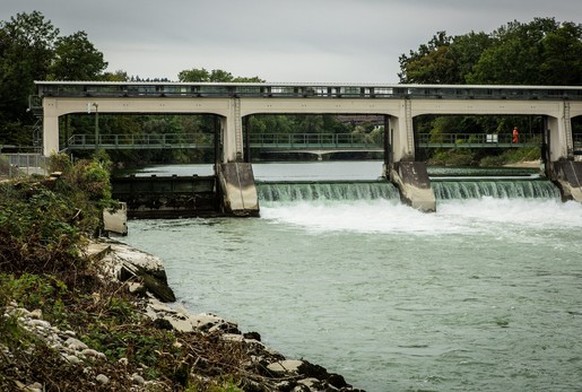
[111,162,259,219]
[111,175,219,219]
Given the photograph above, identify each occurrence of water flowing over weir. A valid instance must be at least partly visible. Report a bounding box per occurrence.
[432,179,561,200]
[256,181,400,203]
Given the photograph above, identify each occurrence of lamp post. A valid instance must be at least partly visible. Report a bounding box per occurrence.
[93,103,99,151]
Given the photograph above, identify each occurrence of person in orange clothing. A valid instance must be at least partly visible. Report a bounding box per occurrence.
[512,127,519,143]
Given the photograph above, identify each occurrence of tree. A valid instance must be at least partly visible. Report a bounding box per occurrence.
[399,31,494,84]
[178,67,264,83]
[398,32,456,84]
[466,18,576,85]
[48,31,108,81]
[102,70,129,82]
[539,22,582,85]
[0,11,59,144]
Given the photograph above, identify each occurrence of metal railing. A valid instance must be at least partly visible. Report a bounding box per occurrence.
[36,81,582,101]
[65,132,548,151]
[67,133,214,150]
[249,133,380,149]
[417,133,540,148]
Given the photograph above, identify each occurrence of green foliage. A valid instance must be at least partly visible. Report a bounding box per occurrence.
[0,153,115,276]
[48,31,108,81]
[429,149,475,167]
[0,11,59,145]
[0,11,107,147]
[0,183,84,275]
[178,67,264,83]
[400,17,582,86]
[0,273,67,321]
[48,152,73,173]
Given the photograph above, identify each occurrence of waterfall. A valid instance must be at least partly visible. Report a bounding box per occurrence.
[257,181,400,202]
[432,180,560,200]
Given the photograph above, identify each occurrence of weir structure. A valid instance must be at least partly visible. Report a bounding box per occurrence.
[34,81,582,213]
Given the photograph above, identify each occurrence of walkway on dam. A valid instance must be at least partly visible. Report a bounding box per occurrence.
[65,132,548,151]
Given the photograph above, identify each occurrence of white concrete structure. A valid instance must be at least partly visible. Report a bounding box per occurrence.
[35,82,582,210]
[36,82,582,164]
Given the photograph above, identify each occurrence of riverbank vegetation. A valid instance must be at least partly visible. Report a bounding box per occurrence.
[0,154,260,391]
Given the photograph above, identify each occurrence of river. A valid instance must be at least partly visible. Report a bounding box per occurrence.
[121,161,582,391]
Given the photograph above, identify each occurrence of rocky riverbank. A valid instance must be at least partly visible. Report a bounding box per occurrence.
[3,237,364,392]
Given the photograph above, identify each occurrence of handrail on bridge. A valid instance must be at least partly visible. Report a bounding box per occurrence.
[67,133,213,149]
[35,81,582,101]
[64,132,550,150]
[417,133,541,147]
[249,133,380,149]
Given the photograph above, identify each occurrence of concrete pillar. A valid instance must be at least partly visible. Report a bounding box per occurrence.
[42,99,60,157]
[389,99,415,163]
[220,98,244,162]
[217,162,259,216]
[547,108,573,162]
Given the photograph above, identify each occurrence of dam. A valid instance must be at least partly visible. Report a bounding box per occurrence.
[33,81,582,214]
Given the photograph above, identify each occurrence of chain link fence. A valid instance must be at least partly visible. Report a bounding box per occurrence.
[0,153,48,178]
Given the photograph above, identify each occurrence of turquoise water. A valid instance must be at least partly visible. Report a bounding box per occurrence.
[122,162,582,391]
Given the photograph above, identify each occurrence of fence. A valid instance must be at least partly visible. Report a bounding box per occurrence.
[0,153,48,178]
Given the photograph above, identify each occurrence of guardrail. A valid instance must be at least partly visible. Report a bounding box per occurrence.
[249,133,380,149]
[65,132,546,151]
[417,133,540,148]
[35,81,582,101]
[67,133,214,149]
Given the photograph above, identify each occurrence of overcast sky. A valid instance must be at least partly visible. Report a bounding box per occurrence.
[2,0,581,83]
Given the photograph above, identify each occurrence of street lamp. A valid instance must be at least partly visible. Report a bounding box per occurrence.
[92,103,99,151]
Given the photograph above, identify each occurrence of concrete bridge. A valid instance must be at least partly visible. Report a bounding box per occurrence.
[35,81,582,213]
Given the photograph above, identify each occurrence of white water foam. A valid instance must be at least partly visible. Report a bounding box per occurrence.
[260,198,582,235]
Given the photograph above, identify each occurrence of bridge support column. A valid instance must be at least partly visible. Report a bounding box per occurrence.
[217,100,258,215]
[546,104,573,163]
[220,98,245,163]
[217,162,259,216]
[42,99,60,157]
[386,100,436,212]
[388,99,415,163]
[390,161,436,212]
[545,105,582,202]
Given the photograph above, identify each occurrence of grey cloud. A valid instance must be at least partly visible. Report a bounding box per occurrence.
[1,0,581,81]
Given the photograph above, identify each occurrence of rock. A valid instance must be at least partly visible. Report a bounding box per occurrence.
[267,359,304,376]
[243,331,261,341]
[81,348,106,361]
[152,318,174,330]
[86,239,175,302]
[27,319,51,329]
[189,313,240,334]
[131,373,145,385]
[95,374,109,384]
[65,337,88,351]
[64,354,82,364]
[297,378,321,389]
[328,373,349,389]
[297,360,329,380]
